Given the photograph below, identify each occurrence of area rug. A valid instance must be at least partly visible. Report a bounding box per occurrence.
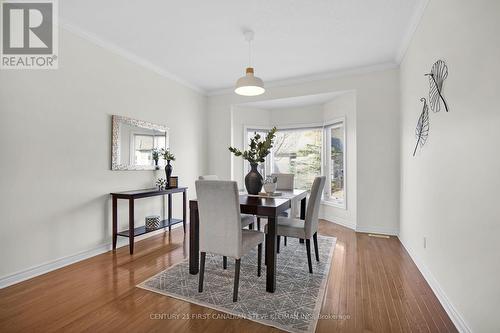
[138,235,336,333]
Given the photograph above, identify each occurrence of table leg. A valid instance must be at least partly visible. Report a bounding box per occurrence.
[112,196,117,250]
[266,216,277,292]
[128,198,135,255]
[182,191,187,233]
[300,197,306,244]
[189,205,200,274]
[168,193,172,232]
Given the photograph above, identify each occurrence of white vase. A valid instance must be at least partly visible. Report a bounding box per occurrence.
[263,182,277,193]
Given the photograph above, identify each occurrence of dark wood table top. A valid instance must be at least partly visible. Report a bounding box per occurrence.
[189,189,307,217]
[111,187,187,199]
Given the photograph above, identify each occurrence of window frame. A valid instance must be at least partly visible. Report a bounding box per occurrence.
[322,117,347,209]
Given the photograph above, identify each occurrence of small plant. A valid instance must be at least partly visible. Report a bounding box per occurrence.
[229,127,277,164]
[161,148,176,161]
[156,178,167,189]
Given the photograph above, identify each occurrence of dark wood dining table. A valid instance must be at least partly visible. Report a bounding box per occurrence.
[189,190,307,293]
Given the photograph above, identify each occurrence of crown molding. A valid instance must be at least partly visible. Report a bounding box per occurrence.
[59,20,207,95]
[395,0,430,64]
[207,62,399,96]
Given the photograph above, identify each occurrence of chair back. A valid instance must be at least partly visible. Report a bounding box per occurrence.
[271,173,294,190]
[199,175,219,180]
[195,180,242,258]
[304,176,326,238]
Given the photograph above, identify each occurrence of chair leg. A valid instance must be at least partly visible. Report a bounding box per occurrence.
[257,243,262,277]
[223,256,227,269]
[313,232,319,261]
[233,259,241,302]
[198,252,206,292]
[305,240,313,274]
[284,236,287,246]
[257,217,261,230]
[277,235,281,254]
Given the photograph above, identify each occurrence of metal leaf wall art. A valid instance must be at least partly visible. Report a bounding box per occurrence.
[425,60,449,112]
[413,98,430,157]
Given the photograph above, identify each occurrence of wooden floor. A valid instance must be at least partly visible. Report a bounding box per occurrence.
[0,221,456,333]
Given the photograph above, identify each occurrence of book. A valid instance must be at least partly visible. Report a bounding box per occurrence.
[257,192,282,197]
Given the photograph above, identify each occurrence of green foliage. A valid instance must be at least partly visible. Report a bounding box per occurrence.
[228,127,277,164]
[152,148,161,161]
[161,148,176,161]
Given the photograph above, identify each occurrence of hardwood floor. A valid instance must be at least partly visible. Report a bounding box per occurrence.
[0,221,457,332]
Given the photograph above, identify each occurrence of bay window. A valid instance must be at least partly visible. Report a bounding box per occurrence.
[245,120,345,208]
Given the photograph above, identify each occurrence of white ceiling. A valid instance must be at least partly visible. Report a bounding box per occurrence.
[60,0,425,93]
[239,92,348,110]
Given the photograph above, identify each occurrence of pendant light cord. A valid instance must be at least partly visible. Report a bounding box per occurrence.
[248,39,252,68]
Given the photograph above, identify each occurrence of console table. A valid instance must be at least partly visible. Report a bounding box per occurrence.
[110,187,187,254]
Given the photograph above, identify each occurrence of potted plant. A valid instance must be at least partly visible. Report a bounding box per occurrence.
[152,148,161,170]
[228,127,277,194]
[161,149,176,187]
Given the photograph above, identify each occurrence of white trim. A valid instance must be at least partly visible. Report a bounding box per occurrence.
[323,117,347,210]
[208,62,399,96]
[355,225,399,236]
[395,0,430,63]
[59,20,206,95]
[0,224,183,289]
[398,237,472,333]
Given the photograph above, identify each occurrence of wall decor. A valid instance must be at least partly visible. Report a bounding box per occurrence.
[111,115,169,171]
[413,98,430,156]
[425,59,449,112]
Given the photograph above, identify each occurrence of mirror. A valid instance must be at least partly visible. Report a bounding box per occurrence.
[111,115,169,170]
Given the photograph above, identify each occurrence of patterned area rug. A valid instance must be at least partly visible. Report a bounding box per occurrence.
[138,235,336,333]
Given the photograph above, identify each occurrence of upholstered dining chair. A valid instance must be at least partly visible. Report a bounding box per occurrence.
[195,180,264,302]
[265,176,326,273]
[199,175,257,270]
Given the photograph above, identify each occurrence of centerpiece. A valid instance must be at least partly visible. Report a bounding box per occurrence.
[228,127,276,194]
[161,148,175,187]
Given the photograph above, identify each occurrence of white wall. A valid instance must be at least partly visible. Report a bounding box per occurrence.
[399,0,500,332]
[208,68,400,235]
[0,28,207,282]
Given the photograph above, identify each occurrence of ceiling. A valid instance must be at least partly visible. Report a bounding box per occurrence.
[239,92,348,110]
[60,0,425,93]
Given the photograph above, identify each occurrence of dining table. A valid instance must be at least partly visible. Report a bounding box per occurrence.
[189,189,308,293]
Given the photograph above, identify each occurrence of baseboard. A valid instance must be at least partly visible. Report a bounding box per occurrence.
[355,225,399,236]
[0,224,183,289]
[398,237,472,333]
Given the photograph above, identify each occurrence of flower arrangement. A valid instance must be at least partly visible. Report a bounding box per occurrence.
[152,148,161,162]
[156,178,167,190]
[161,148,176,161]
[228,127,277,164]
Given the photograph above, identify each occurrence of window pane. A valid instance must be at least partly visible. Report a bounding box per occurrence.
[330,125,344,204]
[272,128,322,190]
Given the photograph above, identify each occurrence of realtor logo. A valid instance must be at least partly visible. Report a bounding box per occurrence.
[1,0,58,69]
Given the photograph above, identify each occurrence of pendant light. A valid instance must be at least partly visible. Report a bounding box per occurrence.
[235,30,265,96]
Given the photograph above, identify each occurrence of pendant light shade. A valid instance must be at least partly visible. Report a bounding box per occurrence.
[234,30,265,96]
[235,67,265,96]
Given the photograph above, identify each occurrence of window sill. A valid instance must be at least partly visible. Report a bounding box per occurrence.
[321,199,346,210]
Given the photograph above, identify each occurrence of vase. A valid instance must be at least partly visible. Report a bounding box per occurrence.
[165,160,172,187]
[245,163,263,195]
[154,159,159,170]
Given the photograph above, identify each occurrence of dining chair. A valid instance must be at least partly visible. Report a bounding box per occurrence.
[265,176,326,273]
[195,180,264,302]
[199,175,257,270]
[199,175,255,229]
[271,173,295,250]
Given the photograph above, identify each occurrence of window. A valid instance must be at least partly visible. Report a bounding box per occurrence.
[324,122,345,207]
[272,127,322,190]
[244,120,346,208]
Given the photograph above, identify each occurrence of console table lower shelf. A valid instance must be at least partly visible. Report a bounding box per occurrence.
[111,187,187,254]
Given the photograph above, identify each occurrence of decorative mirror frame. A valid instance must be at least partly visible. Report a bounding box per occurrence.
[111,115,169,170]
